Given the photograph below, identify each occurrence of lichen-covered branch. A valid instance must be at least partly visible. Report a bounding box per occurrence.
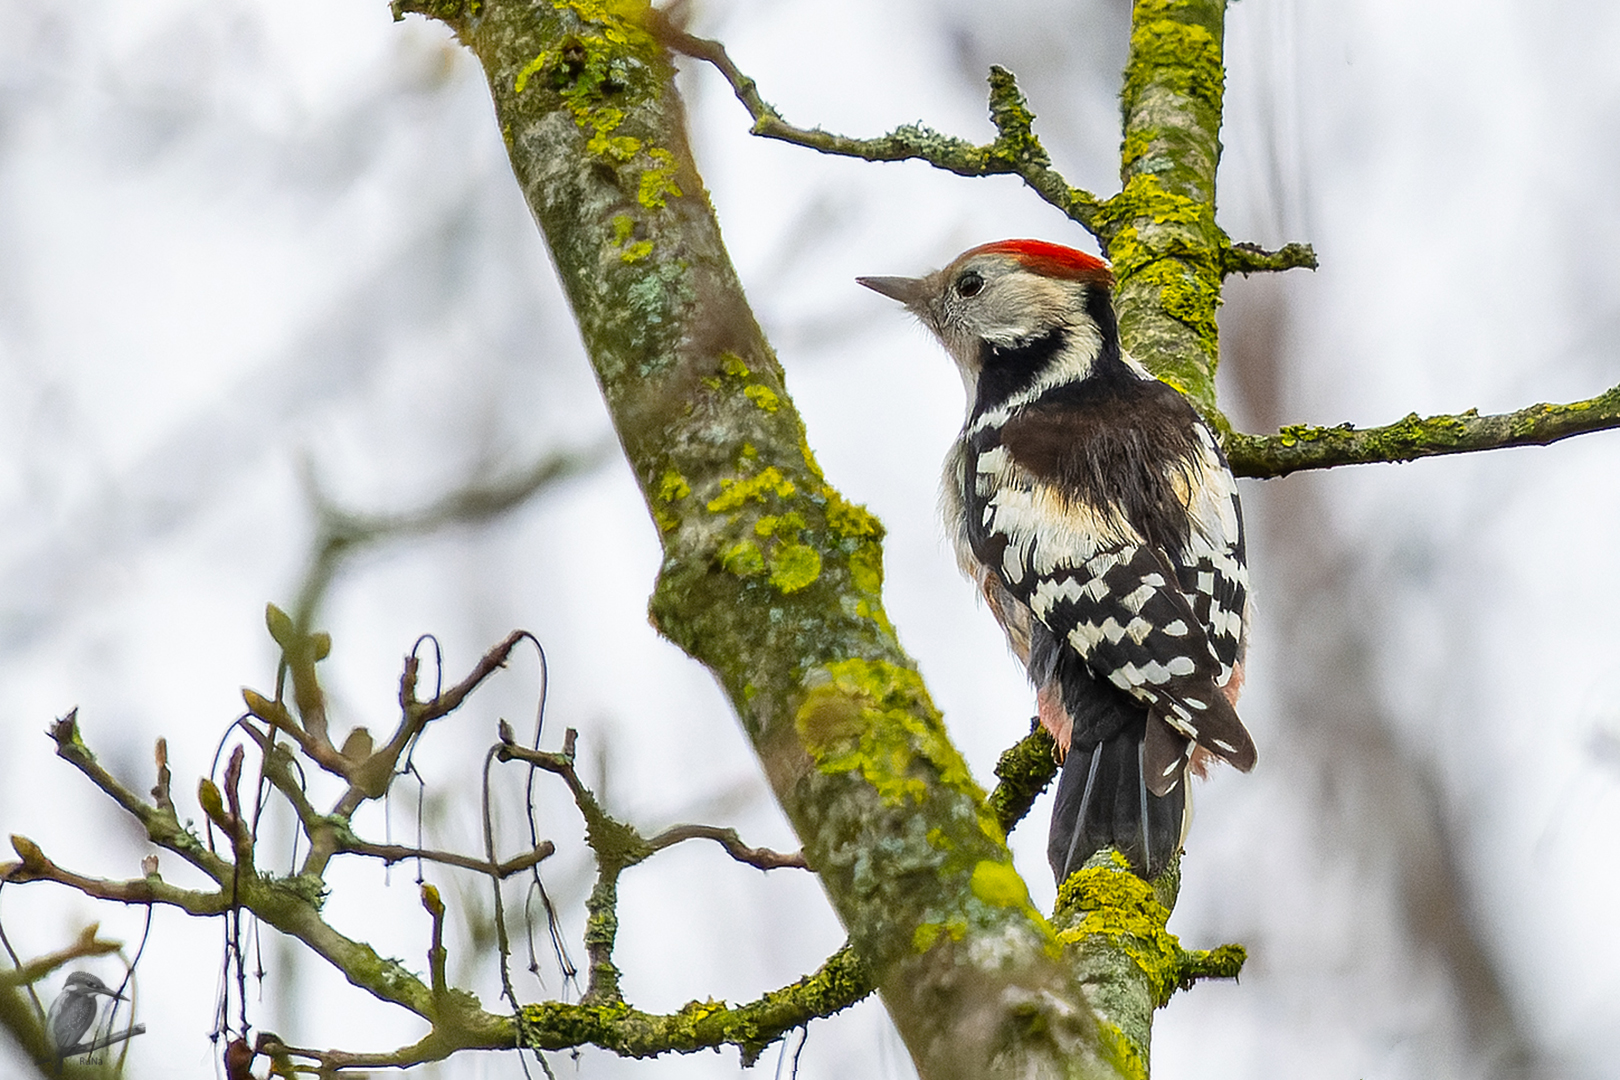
[1052,852,1244,1073]
[987,724,1058,836]
[666,27,1105,232]
[517,943,871,1066]
[1225,382,1620,478]
[1223,240,1318,277]
[1094,0,1232,424]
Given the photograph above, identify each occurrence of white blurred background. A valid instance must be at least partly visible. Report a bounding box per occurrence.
[1,0,1618,1077]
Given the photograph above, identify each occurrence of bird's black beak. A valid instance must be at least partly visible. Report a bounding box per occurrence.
[856,275,928,307]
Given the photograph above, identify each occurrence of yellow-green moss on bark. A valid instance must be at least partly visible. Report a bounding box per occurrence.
[1097,0,1230,423]
[1053,852,1245,1068]
[796,659,977,807]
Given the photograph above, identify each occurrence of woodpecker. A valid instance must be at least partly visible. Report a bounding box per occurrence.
[859,239,1255,881]
[48,970,123,1059]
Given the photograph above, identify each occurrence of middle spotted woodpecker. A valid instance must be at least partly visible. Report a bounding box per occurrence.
[859,239,1256,882]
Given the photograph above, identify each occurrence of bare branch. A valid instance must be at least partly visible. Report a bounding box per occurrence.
[415,630,535,725]
[3,837,231,917]
[45,711,232,881]
[0,925,124,988]
[1226,382,1620,478]
[645,825,808,871]
[1223,240,1318,276]
[348,838,556,879]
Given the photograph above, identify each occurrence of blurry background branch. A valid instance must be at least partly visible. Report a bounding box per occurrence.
[292,441,609,631]
[1219,283,1548,1079]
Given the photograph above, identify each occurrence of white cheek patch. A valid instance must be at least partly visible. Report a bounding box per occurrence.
[966,304,1106,435]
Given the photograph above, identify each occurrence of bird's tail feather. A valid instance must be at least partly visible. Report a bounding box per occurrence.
[1048,722,1186,882]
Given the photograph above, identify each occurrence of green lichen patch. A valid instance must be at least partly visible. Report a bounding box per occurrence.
[1119,128,1153,172]
[796,432,828,482]
[638,147,683,209]
[1054,850,1243,1008]
[1131,254,1222,362]
[1056,852,1182,1005]
[795,659,979,807]
[1095,1020,1149,1080]
[754,512,806,539]
[846,542,883,597]
[969,859,1031,908]
[768,543,822,594]
[720,540,765,577]
[744,384,781,413]
[824,492,883,541]
[706,467,795,513]
[657,468,690,503]
[1121,0,1225,120]
[912,919,968,954]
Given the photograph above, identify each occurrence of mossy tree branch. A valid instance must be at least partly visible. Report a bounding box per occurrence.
[1225,384,1620,477]
[987,724,1059,837]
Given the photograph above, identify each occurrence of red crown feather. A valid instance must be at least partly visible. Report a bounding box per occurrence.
[969,239,1113,286]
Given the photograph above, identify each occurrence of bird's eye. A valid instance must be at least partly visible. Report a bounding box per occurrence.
[956,271,984,298]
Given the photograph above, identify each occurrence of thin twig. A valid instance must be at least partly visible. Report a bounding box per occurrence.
[646,825,807,871]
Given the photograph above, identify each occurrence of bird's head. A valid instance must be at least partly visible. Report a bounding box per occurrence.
[858,239,1115,405]
[62,972,123,1000]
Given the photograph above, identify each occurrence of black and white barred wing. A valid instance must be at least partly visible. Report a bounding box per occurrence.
[965,438,1255,791]
[1169,423,1250,686]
